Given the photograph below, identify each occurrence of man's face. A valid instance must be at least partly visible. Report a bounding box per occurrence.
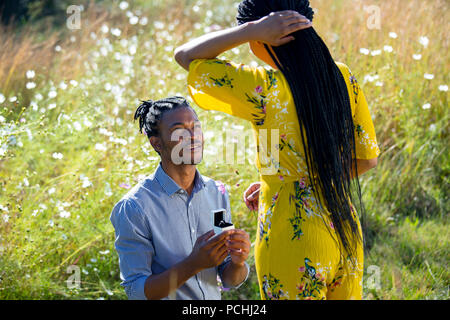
[150,107,204,165]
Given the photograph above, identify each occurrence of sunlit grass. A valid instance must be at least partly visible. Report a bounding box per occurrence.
[0,0,448,299]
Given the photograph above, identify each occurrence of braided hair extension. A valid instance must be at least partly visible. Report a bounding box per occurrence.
[237,0,365,267]
[134,96,194,138]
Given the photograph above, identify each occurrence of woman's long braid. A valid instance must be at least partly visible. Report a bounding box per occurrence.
[237,0,366,267]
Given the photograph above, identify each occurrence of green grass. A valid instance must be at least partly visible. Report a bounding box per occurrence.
[0,0,448,300]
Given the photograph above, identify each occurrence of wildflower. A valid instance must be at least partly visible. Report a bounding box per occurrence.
[215,180,226,195]
[424,73,434,80]
[419,36,429,48]
[55,45,62,52]
[101,24,109,33]
[111,28,121,37]
[129,16,139,25]
[438,85,448,92]
[412,54,422,60]
[60,211,70,218]
[359,48,370,55]
[389,32,398,39]
[9,96,17,102]
[139,17,148,26]
[70,80,78,87]
[429,124,436,131]
[26,70,35,79]
[370,49,381,56]
[422,103,431,110]
[48,90,57,99]
[383,45,393,53]
[119,1,129,10]
[0,93,5,103]
[52,152,63,159]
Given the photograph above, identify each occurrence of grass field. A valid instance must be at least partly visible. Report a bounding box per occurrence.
[0,0,448,299]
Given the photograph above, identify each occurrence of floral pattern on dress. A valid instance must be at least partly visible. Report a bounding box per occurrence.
[296,258,327,300]
[259,190,280,245]
[245,88,268,126]
[262,273,290,300]
[288,178,314,240]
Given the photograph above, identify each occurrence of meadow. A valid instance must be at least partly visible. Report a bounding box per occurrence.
[0,0,448,299]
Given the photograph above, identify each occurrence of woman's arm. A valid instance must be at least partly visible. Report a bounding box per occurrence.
[174,10,312,71]
[351,158,378,179]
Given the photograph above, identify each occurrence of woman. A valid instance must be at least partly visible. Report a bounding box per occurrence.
[174,0,380,300]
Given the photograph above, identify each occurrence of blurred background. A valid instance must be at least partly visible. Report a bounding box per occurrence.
[0,0,448,299]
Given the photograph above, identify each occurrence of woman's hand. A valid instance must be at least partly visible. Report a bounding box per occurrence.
[243,182,261,211]
[248,10,312,46]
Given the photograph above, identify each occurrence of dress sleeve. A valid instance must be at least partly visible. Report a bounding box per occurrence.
[187,58,274,125]
[110,198,154,300]
[337,62,381,159]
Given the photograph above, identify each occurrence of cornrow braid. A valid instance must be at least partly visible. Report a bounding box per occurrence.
[237,0,366,269]
[133,96,194,138]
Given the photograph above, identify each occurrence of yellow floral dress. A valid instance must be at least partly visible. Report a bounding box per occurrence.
[187,58,381,300]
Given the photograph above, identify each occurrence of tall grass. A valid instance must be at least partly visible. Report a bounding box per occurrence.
[0,0,448,299]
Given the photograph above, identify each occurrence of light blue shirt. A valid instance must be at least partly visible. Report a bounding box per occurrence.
[110,163,249,300]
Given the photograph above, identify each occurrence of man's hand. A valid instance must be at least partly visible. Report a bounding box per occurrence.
[243,182,261,211]
[225,229,251,266]
[188,230,233,271]
[248,10,312,46]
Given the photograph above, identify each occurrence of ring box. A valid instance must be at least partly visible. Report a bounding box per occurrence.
[212,208,234,235]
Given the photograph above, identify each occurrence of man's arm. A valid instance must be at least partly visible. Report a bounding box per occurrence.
[144,230,232,300]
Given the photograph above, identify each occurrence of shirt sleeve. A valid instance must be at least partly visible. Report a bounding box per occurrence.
[110,198,154,300]
[338,62,381,159]
[187,58,274,126]
[217,187,250,289]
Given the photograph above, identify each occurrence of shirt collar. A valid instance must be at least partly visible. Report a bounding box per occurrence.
[154,162,205,197]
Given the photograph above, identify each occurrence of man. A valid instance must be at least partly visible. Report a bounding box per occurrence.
[110,96,251,300]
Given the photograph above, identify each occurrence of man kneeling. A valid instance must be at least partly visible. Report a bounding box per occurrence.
[110,96,251,300]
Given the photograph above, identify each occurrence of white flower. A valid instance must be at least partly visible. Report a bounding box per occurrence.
[419,36,429,48]
[26,70,35,79]
[119,1,129,10]
[0,94,5,103]
[424,73,434,80]
[0,115,5,123]
[81,177,92,188]
[383,45,393,53]
[375,81,384,87]
[101,24,109,33]
[422,103,431,110]
[389,32,398,39]
[438,85,448,92]
[95,143,107,151]
[48,187,56,195]
[48,90,57,98]
[111,28,121,37]
[59,211,70,218]
[26,82,36,89]
[59,82,68,90]
[412,54,422,60]
[52,152,63,159]
[70,80,78,87]
[154,21,164,29]
[73,121,82,131]
[55,45,62,52]
[139,17,148,26]
[129,16,139,25]
[48,103,57,110]
[9,96,17,102]
[128,44,137,55]
[35,93,43,101]
[371,49,382,56]
[359,48,370,55]
[429,124,436,131]
[3,214,9,223]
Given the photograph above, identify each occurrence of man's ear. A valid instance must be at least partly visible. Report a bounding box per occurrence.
[149,136,162,154]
